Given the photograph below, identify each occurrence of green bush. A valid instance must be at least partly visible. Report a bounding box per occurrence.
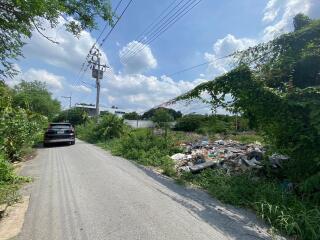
[77,113,125,143]
[174,114,204,132]
[87,128,177,177]
[53,107,89,125]
[0,153,16,183]
[0,152,29,205]
[0,83,48,160]
[174,114,250,134]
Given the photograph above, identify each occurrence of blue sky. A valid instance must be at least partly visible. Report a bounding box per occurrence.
[8,0,320,114]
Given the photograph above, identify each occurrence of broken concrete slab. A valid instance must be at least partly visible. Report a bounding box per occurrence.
[189,161,216,173]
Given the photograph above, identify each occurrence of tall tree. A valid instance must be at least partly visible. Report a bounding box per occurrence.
[293,13,312,31]
[13,80,61,120]
[0,0,113,80]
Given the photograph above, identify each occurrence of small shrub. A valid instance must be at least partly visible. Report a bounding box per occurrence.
[0,153,15,183]
[0,152,29,205]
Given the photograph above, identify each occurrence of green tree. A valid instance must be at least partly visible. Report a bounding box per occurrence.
[13,80,61,120]
[53,107,88,125]
[293,13,312,31]
[174,114,204,132]
[0,82,48,160]
[0,0,114,79]
[152,109,174,141]
[123,112,141,120]
[142,107,182,120]
[152,109,174,128]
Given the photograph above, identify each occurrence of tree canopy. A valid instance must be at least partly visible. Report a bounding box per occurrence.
[0,0,113,80]
[123,112,141,120]
[53,107,88,125]
[13,80,61,120]
[142,107,182,120]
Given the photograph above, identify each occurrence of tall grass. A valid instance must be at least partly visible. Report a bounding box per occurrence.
[81,128,179,177]
[0,153,28,205]
[182,169,320,240]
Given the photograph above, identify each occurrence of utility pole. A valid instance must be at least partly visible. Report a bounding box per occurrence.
[89,47,108,116]
[61,96,72,109]
[61,96,72,122]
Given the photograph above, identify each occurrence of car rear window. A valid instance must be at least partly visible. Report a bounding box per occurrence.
[50,124,72,129]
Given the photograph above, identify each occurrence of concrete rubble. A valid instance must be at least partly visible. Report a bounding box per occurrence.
[171,139,271,174]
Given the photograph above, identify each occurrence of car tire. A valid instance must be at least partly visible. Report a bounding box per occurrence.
[44,143,50,148]
[71,140,75,145]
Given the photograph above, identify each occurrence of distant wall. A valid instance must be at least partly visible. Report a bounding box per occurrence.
[124,120,176,129]
[124,120,155,128]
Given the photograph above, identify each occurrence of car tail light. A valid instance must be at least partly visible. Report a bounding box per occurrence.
[65,129,74,134]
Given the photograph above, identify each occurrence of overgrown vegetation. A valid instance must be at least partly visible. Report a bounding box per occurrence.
[0,81,54,206]
[181,170,320,239]
[103,129,177,177]
[0,82,48,161]
[0,153,29,205]
[54,107,89,125]
[77,116,178,177]
[77,113,126,143]
[174,114,250,134]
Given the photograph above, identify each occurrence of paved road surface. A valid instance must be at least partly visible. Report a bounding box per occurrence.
[18,140,273,240]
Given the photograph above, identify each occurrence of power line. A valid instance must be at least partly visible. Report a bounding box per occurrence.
[167,54,232,77]
[121,0,202,63]
[121,0,195,61]
[78,0,124,75]
[99,0,134,47]
[132,0,181,45]
[95,0,124,46]
[120,0,184,60]
[76,0,133,89]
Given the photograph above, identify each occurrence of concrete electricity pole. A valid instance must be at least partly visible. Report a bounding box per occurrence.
[61,96,72,108]
[61,96,72,122]
[89,47,108,116]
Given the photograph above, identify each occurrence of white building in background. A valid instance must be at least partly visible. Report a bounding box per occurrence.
[74,104,126,118]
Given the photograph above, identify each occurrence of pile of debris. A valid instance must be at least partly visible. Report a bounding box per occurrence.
[171,139,288,174]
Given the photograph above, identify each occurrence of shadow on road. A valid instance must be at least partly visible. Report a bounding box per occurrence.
[136,165,273,240]
[35,142,74,149]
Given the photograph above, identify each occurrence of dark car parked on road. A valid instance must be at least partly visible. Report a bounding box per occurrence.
[44,123,75,147]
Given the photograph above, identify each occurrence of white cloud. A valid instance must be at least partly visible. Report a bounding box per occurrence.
[262,0,320,40]
[263,0,281,23]
[70,85,92,93]
[203,34,256,79]
[23,17,108,72]
[6,67,64,90]
[119,41,157,74]
[23,68,64,89]
[99,71,206,113]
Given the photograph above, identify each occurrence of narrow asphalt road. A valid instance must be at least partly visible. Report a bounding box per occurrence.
[17,140,273,240]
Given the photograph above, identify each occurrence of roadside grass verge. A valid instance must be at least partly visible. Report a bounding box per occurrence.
[96,128,178,177]
[0,153,30,208]
[181,170,320,240]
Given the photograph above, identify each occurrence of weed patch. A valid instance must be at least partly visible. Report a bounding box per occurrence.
[181,169,320,239]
